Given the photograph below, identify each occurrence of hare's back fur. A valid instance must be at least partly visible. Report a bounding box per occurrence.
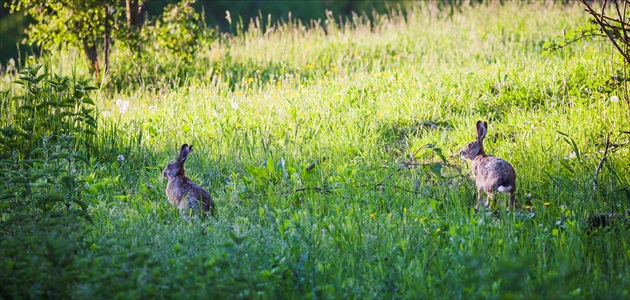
[472,156,516,193]
[166,176,214,212]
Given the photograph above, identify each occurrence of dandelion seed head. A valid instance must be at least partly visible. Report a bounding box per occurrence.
[115,99,129,114]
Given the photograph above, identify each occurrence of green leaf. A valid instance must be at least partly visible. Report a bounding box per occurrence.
[18,76,37,84]
[48,153,69,160]
[29,148,44,155]
[82,97,95,105]
[86,119,97,128]
[72,198,88,210]
[36,192,64,207]
[9,177,28,184]
[61,176,76,190]
[245,166,268,180]
[428,163,443,177]
[73,154,89,164]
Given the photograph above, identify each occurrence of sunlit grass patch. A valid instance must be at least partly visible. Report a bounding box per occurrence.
[2,1,630,299]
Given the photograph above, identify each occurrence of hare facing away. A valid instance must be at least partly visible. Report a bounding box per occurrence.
[163,144,215,216]
[459,121,516,210]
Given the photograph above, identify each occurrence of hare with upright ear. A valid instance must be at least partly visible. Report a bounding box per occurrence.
[162,144,215,216]
[459,121,516,210]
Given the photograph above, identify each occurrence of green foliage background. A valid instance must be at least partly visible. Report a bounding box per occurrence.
[0,0,421,66]
[1,2,630,299]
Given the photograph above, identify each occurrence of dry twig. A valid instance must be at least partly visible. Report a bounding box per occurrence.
[593,134,611,192]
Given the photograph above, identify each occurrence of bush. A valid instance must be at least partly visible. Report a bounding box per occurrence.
[0,65,97,299]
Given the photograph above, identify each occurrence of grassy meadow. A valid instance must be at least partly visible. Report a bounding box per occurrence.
[2,2,630,299]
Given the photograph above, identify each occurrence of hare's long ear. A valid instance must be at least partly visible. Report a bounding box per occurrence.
[178,144,191,163]
[476,121,487,142]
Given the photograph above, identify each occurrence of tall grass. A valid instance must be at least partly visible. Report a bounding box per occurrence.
[2,2,630,298]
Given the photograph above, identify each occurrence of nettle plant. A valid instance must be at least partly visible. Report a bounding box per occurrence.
[0,64,98,218]
[1,65,98,156]
[0,65,98,298]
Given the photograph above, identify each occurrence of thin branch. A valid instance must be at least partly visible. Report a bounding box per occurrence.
[306,157,326,171]
[392,184,420,194]
[280,185,337,196]
[367,146,424,192]
[551,33,607,52]
[601,13,630,29]
[622,0,630,112]
[580,0,630,64]
[593,134,611,192]
[614,0,629,57]
[424,250,439,271]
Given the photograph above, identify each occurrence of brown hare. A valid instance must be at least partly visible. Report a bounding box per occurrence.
[459,121,516,210]
[162,144,215,216]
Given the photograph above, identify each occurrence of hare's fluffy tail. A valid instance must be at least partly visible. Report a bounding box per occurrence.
[497,185,514,193]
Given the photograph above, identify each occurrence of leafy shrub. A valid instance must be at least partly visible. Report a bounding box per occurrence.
[0,65,97,157]
[108,0,214,91]
[0,134,92,299]
[0,65,97,299]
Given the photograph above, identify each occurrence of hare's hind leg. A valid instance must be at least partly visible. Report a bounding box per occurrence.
[475,186,486,210]
[484,190,493,209]
[508,191,515,209]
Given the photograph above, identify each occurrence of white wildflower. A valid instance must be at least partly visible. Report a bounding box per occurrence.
[116,99,130,114]
[610,95,619,103]
[117,155,125,161]
[149,105,157,113]
[231,102,239,110]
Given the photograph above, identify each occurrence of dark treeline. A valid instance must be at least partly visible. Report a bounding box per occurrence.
[0,0,503,65]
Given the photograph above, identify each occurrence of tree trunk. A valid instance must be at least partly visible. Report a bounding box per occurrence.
[83,39,99,78]
[104,0,111,74]
[126,0,145,54]
[126,0,145,29]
